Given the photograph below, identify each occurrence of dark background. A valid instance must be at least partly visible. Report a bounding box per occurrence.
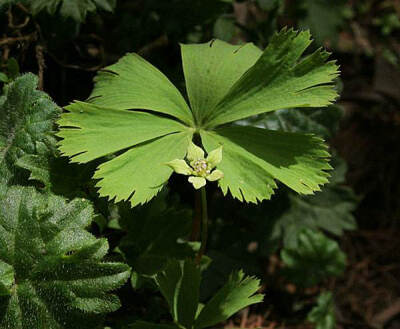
[1,1,400,328]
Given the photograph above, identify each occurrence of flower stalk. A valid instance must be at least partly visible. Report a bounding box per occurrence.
[195,186,208,264]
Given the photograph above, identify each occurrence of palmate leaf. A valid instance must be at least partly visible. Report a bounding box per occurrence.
[0,74,60,191]
[194,270,264,329]
[58,28,338,206]
[132,259,263,329]
[0,186,130,328]
[281,229,346,287]
[156,260,201,329]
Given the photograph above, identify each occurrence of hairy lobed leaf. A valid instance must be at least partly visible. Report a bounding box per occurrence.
[0,186,130,328]
[0,74,60,192]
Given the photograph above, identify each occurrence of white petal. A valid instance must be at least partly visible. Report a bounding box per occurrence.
[206,146,222,168]
[187,142,205,161]
[165,159,192,175]
[188,176,206,189]
[206,169,224,181]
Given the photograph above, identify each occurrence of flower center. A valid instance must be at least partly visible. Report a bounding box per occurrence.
[192,159,210,177]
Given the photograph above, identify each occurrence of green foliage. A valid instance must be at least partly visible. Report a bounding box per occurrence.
[307,292,336,329]
[0,74,60,191]
[58,29,338,206]
[281,229,346,287]
[0,186,130,328]
[15,0,116,22]
[130,259,263,329]
[118,193,195,276]
[240,105,344,140]
[298,0,348,45]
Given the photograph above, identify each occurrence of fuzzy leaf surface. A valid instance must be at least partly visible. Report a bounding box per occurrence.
[206,29,339,127]
[89,54,194,125]
[201,126,330,203]
[0,186,130,328]
[0,74,60,190]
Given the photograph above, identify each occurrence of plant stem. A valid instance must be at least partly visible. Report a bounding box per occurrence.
[195,186,208,264]
[190,189,201,241]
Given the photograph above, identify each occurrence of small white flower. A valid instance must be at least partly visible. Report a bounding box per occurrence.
[166,142,224,189]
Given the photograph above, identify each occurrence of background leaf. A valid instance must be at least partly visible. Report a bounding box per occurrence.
[156,259,201,329]
[194,271,263,329]
[281,229,346,287]
[307,292,336,329]
[119,192,194,276]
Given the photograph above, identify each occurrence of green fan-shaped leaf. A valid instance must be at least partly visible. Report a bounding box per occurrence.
[201,126,330,203]
[181,40,261,124]
[205,29,339,127]
[58,29,338,207]
[156,260,201,329]
[27,0,115,22]
[194,270,263,329]
[281,229,346,287]
[0,186,130,328]
[93,131,192,206]
[307,292,336,329]
[89,54,194,125]
[0,73,60,189]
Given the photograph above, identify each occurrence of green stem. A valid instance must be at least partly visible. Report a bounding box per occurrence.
[196,186,208,264]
